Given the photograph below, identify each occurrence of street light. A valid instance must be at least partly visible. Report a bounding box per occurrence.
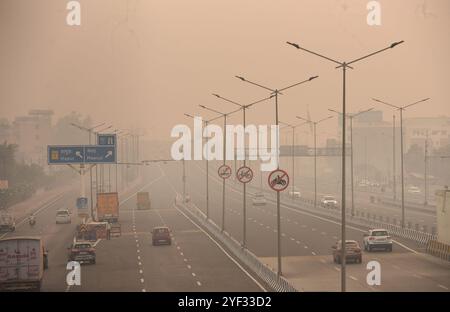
[295,115,333,210]
[235,74,318,276]
[287,39,404,292]
[198,105,241,233]
[279,121,310,202]
[212,93,273,248]
[372,97,431,228]
[328,108,373,217]
[184,113,220,221]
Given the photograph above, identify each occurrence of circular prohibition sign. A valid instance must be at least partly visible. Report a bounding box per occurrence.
[236,166,253,184]
[218,164,232,179]
[268,169,290,192]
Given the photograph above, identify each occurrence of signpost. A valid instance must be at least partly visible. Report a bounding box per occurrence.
[236,166,253,184]
[268,169,290,192]
[97,134,116,146]
[218,165,232,179]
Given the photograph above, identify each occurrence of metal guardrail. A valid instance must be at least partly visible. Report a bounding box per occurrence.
[426,240,450,261]
[174,195,299,292]
[239,182,437,246]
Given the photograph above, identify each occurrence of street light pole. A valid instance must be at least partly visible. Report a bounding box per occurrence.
[236,75,319,276]
[212,93,273,248]
[328,108,373,217]
[372,97,431,228]
[393,114,397,201]
[296,116,333,209]
[288,39,404,291]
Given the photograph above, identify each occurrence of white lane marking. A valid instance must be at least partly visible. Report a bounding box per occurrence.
[281,233,286,237]
[140,278,144,283]
[138,262,142,266]
[304,246,308,249]
[168,197,267,292]
[139,269,143,274]
[137,256,141,260]
[187,265,192,269]
[184,258,188,262]
[311,251,317,256]
[180,252,184,256]
[350,276,358,281]
[177,246,180,250]
[192,272,196,277]
[334,267,340,272]
[137,249,140,253]
[296,241,301,244]
[320,259,326,264]
[142,289,146,292]
[290,237,295,241]
[438,284,449,290]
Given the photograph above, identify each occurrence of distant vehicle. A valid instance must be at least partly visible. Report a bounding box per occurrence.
[137,192,151,210]
[321,196,338,208]
[252,193,267,206]
[288,188,302,199]
[0,213,15,232]
[97,192,119,223]
[151,226,171,246]
[0,237,48,291]
[363,229,393,252]
[56,209,71,224]
[68,241,96,264]
[407,186,421,194]
[332,240,362,264]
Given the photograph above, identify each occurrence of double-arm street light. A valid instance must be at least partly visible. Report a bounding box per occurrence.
[372,97,431,228]
[295,115,334,210]
[287,39,404,292]
[235,74,318,276]
[198,105,242,233]
[212,94,273,248]
[328,108,374,217]
[184,113,223,221]
[279,121,309,201]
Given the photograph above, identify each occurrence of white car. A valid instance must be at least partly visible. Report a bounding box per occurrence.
[56,209,71,224]
[363,229,393,252]
[288,188,302,199]
[321,196,338,207]
[252,193,267,206]
[407,186,421,194]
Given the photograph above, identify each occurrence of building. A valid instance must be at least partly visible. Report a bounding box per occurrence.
[404,116,450,150]
[12,110,54,166]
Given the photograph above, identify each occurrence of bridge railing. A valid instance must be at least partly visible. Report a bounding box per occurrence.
[174,194,299,292]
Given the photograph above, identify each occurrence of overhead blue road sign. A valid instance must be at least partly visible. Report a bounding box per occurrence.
[48,145,117,164]
[84,145,116,164]
[76,197,88,209]
[48,145,85,164]
[98,134,116,146]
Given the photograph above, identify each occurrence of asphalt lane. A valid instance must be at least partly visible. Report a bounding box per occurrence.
[171,160,450,292]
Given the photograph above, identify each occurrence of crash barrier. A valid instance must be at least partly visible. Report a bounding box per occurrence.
[426,240,450,262]
[76,222,108,241]
[110,223,122,237]
[244,184,437,246]
[174,195,299,292]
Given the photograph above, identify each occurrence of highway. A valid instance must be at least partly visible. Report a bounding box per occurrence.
[173,160,450,292]
[1,161,448,292]
[1,166,265,292]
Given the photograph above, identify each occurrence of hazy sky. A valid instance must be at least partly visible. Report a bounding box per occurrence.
[0,0,449,141]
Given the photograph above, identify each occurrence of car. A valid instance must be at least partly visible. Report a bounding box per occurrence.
[252,193,267,206]
[56,209,71,224]
[0,213,15,232]
[67,241,96,264]
[321,196,338,208]
[151,226,172,245]
[407,186,421,194]
[288,188,302,199]
[332,240,362,264]
[363,229,393,252]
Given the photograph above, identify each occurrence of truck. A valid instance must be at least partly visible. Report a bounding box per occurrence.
[96,192,119,223]
[0,237,48,291]
[136,192,151,210]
